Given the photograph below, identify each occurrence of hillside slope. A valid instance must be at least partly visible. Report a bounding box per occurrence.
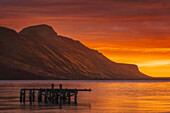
[0,25,151,80]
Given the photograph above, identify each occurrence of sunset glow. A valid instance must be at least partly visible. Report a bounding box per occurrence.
[0,0,169,77]
[84,40,170,77]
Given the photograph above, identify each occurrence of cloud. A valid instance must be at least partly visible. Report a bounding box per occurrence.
[0,0,169,19]
[138,60,170,67]
[0,0,170,77]
[93,47,170,53]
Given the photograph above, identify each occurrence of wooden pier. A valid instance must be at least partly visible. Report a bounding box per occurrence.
[20,84,91,105]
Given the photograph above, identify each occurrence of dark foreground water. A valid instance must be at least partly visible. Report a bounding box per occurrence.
[0,80,170,113]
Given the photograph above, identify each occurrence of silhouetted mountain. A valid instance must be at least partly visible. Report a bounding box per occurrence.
[0,24,151,80]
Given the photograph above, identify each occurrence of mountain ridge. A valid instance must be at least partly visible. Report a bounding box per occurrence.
[0,24,151,80]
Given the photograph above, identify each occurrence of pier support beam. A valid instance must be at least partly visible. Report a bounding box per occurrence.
[44,89,48,104]
[23,89,26,103]
[32,89,35,102]
[51,84,54,103]
[63,93,66,104]
[38,89,42,103]
[74,91,78,105]
[20,89,23,102]
[59,84,62,106]
[55,92,59,104]
[52,84,54,89]
[29,89,32,102]
[67,92,71,104]
[49,91,52,102]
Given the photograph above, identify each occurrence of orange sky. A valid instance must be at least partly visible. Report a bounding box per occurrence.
[0,0,170,77]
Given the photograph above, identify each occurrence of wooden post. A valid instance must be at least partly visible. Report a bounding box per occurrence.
[74,91,77,105]
[51,84,54,103]
[59,84,62,106]
[55,92,58,104]
[23,89,26,103]
[52,84,54,89]
[45,89,48,104]
[63,93,66,104]
[67,92,71,104]
[20,89,23,102]
[52,91,56,104]
[49,91,52,102]
[59,84,62,89]
[32,89,35,102]
[29,89,32,103]
[38,89,42,103]
[51,92,55,104]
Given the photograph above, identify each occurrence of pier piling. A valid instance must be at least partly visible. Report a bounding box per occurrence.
[20,84,91,105]
[67,92,71,104]
[23,89,25,103]
[74,91,77,105]
[44,89,48,104]
[32,89,35,102]
[29,89,32,103]
[20,89,23,102]
[38,89,42,103]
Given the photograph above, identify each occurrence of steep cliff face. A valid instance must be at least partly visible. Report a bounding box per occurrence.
[0,24,151,80]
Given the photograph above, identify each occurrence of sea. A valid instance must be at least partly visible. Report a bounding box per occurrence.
[0,80,170,113]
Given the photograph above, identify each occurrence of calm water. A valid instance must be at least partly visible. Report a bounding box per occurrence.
[0,80,170,113]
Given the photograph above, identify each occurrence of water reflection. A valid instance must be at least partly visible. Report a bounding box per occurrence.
[20,102,91,111]
[0,80,170,113]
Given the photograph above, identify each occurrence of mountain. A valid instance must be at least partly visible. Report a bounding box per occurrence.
[0,24,151,80]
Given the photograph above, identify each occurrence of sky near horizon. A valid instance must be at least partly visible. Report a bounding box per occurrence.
[0,0,170,77]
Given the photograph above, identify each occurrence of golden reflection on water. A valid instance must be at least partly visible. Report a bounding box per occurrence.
[0,80,170,113]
